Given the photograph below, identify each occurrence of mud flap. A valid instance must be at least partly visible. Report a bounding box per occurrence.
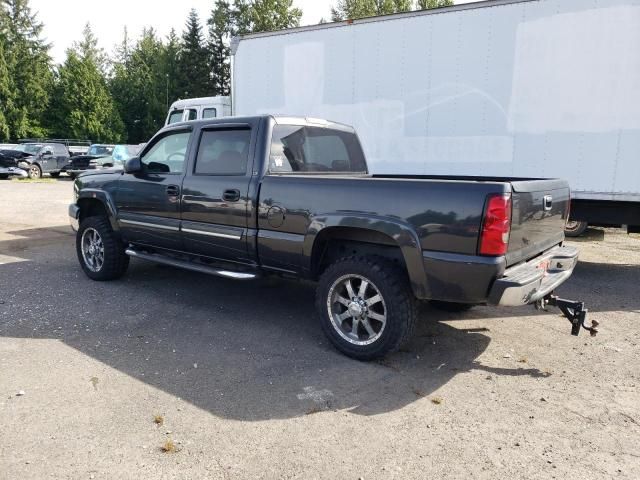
[536,294,599,337]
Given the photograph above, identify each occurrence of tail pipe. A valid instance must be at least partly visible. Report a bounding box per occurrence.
[536,294,599,337]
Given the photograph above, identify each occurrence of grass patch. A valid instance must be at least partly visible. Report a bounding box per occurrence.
[430,396,443,405]
[153,414,164,426]
[160,439,176,453]
[11,177,56,183]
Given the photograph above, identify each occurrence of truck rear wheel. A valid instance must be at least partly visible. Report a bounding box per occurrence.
[564,220,588,237]
[316,256,417,360]
[76,216,129,281]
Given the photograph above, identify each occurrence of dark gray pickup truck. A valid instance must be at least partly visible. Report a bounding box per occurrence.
[69,116,595,359]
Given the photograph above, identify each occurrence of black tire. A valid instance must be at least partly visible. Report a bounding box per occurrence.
[76,216,129,281]
[429,300,474,312]
[564,220,588,237]
[68,172,76,180]
[0,174,8,180]
[28,164,42,179]
[49,171,60,178]
[316,256,417,360]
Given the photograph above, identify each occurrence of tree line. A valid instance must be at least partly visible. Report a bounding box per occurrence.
[0,0,451,144]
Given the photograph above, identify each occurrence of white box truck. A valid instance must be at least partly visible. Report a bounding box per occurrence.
[231,0,640,235]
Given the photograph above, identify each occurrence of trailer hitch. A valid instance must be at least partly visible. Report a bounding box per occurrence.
[535,294,599,337]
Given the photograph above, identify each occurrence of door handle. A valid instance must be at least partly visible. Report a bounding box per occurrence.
[166,185,180,196]
[222,189,241,202]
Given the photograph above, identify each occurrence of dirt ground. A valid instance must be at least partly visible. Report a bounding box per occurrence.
[0,179,638,480]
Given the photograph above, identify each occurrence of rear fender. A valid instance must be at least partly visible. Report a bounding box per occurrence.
[303,214,428,298]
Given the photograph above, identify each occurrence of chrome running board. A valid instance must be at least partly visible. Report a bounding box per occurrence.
[125,248,258,280]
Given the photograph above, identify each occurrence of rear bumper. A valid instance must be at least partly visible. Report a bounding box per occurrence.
[69,204,80,232]
[488,245,579,306]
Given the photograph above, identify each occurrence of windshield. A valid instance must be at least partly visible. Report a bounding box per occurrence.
[88,145,114,156]
[167,110,184,124]
[15,144,42,154]
[111,145,143,162]
[269,125,367,173]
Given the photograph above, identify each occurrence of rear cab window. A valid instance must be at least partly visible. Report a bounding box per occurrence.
[269,124,367,173]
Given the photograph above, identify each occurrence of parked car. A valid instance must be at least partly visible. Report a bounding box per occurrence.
[69,116,594,360]
[13,142,71,179]
[63,144,144,178]
[0,149,29,179]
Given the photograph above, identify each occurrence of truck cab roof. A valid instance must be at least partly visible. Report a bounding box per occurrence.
[165,115,356,133]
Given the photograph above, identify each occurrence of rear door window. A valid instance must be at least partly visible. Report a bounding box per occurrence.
[195,129,251,175]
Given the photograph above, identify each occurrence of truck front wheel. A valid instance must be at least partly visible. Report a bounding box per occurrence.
[316,256,417,360]
[76,216,129,281]
[28,164,42,179]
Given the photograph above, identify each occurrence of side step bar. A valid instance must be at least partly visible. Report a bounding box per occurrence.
[125,248,258,280]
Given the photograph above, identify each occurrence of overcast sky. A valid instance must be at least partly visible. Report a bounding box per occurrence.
[32,0,479,64]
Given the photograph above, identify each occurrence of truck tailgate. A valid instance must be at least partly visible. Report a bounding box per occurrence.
[507,179,570,266]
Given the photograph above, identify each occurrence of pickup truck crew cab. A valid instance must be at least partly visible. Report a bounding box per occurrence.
[16,142,71,179]
[69,116,593,359]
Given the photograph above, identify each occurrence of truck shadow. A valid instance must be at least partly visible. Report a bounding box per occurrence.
[0,226,636,420]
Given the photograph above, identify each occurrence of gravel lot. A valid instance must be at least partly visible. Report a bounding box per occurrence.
[1,179,639,480]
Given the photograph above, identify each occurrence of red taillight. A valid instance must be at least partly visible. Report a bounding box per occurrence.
[479,193,512,256]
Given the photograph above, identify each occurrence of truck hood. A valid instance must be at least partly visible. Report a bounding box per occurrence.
[0,150,33,168]
[77,167,123,179]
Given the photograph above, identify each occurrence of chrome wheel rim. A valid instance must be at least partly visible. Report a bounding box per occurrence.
[327,274,387,346]
[81,227,104,272]
[29,166,40,178]
[565,220,580,231]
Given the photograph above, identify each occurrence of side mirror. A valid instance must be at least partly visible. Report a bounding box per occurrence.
[41,149,53,157]
[124,157,142,174]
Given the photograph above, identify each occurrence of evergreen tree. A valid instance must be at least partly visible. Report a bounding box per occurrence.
[176,9,211,98]
[48,25,123,142]
[1,0,53,139]
[74,22,107,73]
[207,0,232,96]
[0,34,12,140]
[111,28,168,143]
[163,29,181,105]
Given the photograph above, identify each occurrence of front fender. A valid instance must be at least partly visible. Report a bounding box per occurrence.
[76,188,119,232]
[303,213,429,298]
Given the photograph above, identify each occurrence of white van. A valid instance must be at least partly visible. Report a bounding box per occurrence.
[165,96,231,125]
